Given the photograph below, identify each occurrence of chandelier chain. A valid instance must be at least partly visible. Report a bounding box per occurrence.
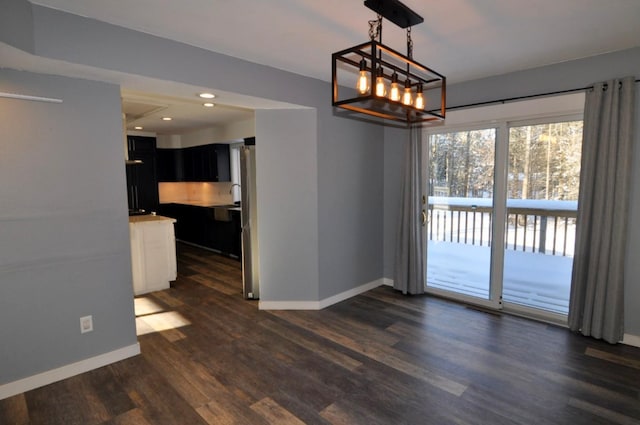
[368,14,383,42]
[407,27,413,59]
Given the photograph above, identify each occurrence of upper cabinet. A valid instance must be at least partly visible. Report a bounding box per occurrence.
[157,143,230,182]
[156,148,183,182]
[127,135,156,157]
[126,136,159,212]
[211,144,231,182]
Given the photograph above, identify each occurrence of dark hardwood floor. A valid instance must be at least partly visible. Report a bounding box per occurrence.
[2,243,640,424]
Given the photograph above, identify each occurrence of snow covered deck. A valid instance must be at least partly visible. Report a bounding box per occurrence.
[428,241,572,314]
[426,197,576,315]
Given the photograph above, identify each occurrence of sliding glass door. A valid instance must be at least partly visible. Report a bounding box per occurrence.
[425,128,501,308]
[502,119,582,316]
[424,114,582,320]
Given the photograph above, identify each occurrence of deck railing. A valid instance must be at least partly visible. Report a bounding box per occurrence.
[428,197,577,257]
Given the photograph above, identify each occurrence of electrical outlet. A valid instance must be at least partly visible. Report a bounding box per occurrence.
[80,315,93,334]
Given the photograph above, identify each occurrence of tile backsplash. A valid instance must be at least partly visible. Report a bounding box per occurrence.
[159,182,233,205]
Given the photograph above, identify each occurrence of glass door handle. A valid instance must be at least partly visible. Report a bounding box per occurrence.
[421,210,427,226]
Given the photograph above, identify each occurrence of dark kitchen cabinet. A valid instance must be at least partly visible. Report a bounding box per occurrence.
[178,205,209,246]
[156,203,240,259]
[212,144,231,182]
[156,143,230,182]
[182,147,199,181]
[158,203,208,247]
[229,210,242,258]
[126,136,159,213]
[127,135,156,154]
[156,148,183,182]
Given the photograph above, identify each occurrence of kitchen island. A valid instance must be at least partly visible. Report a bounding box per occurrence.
[129,214,177,295]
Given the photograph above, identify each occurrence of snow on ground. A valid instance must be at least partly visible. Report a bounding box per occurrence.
[427,241,572,314]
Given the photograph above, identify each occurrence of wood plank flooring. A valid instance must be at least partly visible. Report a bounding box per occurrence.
[2,242,640,424]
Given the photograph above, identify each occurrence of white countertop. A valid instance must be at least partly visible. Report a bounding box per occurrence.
[129,214,177,224]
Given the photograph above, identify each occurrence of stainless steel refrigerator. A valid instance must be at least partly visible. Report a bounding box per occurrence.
[240,143,260,299]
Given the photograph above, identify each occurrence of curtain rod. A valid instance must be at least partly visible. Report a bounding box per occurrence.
[446,79,640,112]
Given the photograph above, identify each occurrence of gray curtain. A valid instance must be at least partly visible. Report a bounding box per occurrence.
[394,126,426,295]
[568,76,636,344]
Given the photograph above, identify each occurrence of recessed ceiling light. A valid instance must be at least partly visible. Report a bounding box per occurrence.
[199,92,216,99]
[162,117,172,121]
[134,126,143,130]
[203,103,215,108]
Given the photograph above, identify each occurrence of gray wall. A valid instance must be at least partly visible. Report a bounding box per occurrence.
[0,0,34,52]
[383,47,640,336]
[1,0,384,370]
[383,126,407,280]
[26,3,386,303]
[0,69,137,384]
[317,109,385,299]
[29,5,323,109]
[255,109,319,301]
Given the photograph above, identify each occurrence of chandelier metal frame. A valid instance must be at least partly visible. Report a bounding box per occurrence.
[331,0,446,126]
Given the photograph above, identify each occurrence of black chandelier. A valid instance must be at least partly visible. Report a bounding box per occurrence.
[332,0,446,126]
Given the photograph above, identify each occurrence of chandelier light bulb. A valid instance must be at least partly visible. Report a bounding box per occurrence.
[402,79,413,106]
[414,84,425,110]
[356,58,370,95]
[389,72,401,102]
[375,67,387,97]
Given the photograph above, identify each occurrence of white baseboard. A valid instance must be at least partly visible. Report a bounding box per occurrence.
[257,278,640,348]
[259,278,385,310]
[623,333,640,348]
[383,280,640,347]
[0,343,140,400]
[258,300,321,310]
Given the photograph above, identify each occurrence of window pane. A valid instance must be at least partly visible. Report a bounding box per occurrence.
[503,121,582,314]
[427,129,496,300]
[507,121,583,201]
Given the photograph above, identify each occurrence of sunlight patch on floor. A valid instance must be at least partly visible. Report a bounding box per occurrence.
[134,297,165,316]
[134,296,191,337]
[135,311,191,336]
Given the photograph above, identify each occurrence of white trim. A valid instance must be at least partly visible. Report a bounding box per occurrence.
[622,333,640,348]
[0,343,140,400]
[258,300,321,310]
[259,278,384,310]
[0,91,63,103]
[317,279,383,309]
[502,302,568,327]
[258,277,640,347]
[427,286,500,311]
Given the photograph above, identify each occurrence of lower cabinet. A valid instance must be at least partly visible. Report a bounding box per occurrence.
[156,203,241,258]
[129,216,177,295]
[229,210,242,258]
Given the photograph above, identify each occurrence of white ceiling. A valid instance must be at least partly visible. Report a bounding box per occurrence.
[17,0,640,133]
[121,90,254,134]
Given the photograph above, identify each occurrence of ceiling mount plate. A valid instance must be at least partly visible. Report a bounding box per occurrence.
[364,0,424,28]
